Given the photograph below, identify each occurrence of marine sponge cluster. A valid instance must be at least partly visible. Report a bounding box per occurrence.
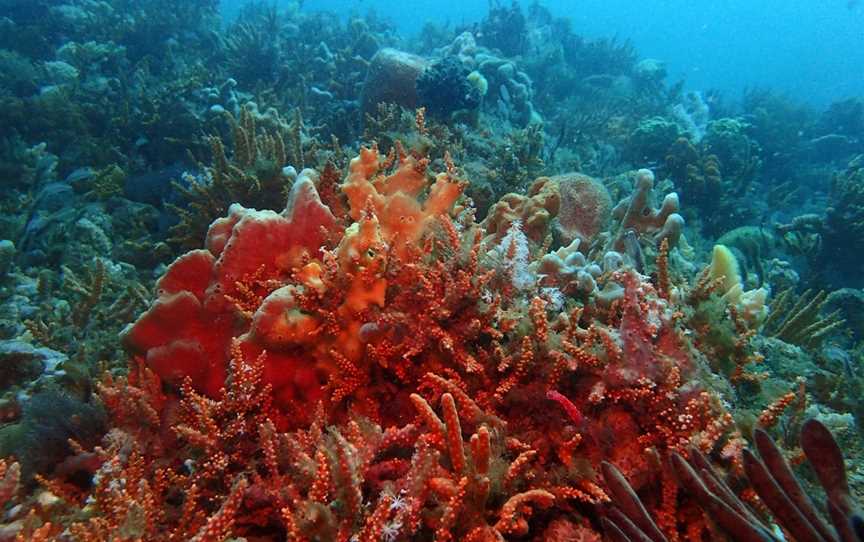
[0,144,768,541]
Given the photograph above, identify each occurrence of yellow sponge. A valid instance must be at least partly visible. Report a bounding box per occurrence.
[709,244,742,301]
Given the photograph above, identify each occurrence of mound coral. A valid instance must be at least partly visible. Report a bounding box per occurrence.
[481,174,560,245]
[416,57,483,119]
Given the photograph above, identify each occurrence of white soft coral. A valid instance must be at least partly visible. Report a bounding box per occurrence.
[497,220,533,291]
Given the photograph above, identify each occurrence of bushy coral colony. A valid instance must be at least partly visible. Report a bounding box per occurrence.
[1,0,864,541]
[0,135,845,540]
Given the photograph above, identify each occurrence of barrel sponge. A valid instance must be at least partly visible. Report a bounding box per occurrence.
[361,48,429,116]
[553,172,612,244]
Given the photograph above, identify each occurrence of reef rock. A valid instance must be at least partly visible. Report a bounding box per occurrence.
[0,340,66,389]
[0,241,14,279]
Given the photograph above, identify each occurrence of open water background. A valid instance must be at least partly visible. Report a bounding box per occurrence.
[223,0,864,106]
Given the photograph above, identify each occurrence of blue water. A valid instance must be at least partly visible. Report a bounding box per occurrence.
[223,0,864,105]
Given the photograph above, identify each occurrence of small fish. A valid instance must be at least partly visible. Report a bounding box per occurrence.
[547,389,585,426]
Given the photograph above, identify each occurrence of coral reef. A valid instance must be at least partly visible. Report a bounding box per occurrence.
[0,1,862,541]
[416,57,483,119]
[4,141,831,541]
[823,156,864,283]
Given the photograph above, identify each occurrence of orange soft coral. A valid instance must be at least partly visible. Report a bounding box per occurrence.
[341,144,465,258]
[88,146,738,541]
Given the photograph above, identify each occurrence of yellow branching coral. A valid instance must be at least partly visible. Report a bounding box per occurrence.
[169,104,302,249]
[764,288,845,349]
